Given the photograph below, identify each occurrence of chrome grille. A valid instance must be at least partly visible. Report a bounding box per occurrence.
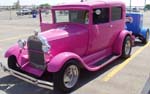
[27,36,46,70]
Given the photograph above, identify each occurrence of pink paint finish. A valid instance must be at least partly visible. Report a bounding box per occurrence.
[40,23,56,32]
[5,1,132,76]
[40,24,89,57]
[5,44,20,58]
[113,30,132,55]
[47,52,83,72]
[21,62,44,76]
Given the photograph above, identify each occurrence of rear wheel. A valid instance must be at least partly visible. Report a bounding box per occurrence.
[121,36,132,59]
[142,30,149,44]
[53,60,80,93]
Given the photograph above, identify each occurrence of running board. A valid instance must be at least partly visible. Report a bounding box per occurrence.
[89,54,119,68]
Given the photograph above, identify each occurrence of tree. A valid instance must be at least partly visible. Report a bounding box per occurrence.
[145,4,150,10]
[13,0,20,9]
[39,3,51,8]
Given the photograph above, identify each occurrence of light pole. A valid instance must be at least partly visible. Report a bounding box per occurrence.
[9,6,12,20]
[130,0,132,12]
[144,0,146,11]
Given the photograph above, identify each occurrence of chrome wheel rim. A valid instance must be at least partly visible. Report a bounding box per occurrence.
[125,39,131,55]
[63,65,79,88]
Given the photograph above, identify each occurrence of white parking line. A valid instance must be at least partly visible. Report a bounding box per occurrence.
[0,84,14,87]
[102,42,150,82]
[0,34,30,42]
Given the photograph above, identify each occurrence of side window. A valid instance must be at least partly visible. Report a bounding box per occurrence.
[93,8,109,24]
[41,10,52,23]
[111,7,122,21]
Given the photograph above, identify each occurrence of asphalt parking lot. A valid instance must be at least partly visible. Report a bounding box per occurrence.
[0,10,150,94]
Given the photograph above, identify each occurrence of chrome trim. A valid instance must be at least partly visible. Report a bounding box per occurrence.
[0,62,53,90]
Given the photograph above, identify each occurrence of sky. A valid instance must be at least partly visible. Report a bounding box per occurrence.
[0,0,150,6]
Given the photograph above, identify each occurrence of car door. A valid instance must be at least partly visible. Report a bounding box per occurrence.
[110,6,124,46]
[88,7,113,54]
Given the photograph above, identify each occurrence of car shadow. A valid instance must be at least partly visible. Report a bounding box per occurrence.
[133,41,144,47]
[0,76,52,94]
[0,58,125,94]
[133,41,145,47]
[72,58,125,92]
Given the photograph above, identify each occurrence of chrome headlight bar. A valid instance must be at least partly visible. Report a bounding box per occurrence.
[38,35,51,53]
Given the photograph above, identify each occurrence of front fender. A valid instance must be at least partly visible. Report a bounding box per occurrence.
[113,30,132,55]
[47,52,84,72]
[140,27,149,39]
[5,44,20,58]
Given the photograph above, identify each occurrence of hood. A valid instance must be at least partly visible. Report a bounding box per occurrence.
[39,24,88,41]
[37,24,89,57]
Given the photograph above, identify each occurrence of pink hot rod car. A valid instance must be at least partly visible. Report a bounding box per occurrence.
[1,1,132,93]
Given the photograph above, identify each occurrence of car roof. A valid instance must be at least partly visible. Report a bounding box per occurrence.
[52,0,125,9]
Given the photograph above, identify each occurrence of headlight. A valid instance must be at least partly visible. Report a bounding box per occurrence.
[42,45,50,53]
[38,35,51,53]
[17,39,26,49]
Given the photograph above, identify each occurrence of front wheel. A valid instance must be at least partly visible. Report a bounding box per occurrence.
[8,56,19,70]
[53,60,80,93]
[121,36,132,59]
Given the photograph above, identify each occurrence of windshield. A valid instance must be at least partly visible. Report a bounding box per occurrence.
[54,10,89,24]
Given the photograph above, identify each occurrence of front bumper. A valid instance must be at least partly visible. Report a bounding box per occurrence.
[0,62,53,90]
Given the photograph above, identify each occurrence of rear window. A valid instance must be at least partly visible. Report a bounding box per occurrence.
[111,7,122,21]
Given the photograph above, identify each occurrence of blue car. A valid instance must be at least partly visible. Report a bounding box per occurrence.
[126,13,149,44]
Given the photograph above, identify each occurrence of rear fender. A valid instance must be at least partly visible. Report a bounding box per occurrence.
[140,28,149,39]
[47,52,84,72]
[113,30,132,55]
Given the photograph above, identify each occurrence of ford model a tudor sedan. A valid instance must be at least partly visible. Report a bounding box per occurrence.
[0,1,133,93]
